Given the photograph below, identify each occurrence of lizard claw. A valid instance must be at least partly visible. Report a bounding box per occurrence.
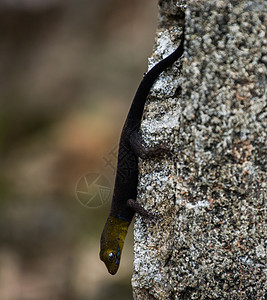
[127,199,163,225]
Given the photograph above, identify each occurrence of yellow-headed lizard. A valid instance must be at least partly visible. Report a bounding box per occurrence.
[100,30,184,275]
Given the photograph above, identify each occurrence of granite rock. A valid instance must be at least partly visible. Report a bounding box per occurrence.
[132,0,266,299]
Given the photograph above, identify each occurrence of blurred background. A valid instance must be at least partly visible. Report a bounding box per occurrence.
[0,0,158,299]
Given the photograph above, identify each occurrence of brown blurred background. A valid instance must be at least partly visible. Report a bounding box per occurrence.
[0,0,157,299]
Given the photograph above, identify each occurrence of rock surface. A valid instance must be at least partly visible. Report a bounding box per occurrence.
[132,0,266,299]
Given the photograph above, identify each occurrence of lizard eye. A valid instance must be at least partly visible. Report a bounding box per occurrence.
[108,252,115,261]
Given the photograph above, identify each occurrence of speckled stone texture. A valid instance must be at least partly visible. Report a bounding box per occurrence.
[132,0,266,299]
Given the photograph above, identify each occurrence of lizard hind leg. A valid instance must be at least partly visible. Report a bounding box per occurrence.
[129,130,173,160]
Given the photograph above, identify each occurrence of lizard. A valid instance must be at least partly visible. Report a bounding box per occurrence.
[100,29,184,275]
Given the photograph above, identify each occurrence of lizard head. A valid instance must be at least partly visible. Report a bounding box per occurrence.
[100,216,130,275]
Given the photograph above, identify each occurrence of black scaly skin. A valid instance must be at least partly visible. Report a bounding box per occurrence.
[110,31,185,222]
[100,31,184,275]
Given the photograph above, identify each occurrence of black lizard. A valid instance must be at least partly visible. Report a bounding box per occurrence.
[100,30,184,275]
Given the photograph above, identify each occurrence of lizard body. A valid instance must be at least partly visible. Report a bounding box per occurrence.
[100,31,184,275]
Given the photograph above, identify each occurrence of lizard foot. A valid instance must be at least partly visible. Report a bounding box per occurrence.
[129,130,173,159]
[127,199,162,224]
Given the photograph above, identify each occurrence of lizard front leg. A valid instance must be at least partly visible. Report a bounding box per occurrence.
[127,199,154,219]
[127,199,161,224]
